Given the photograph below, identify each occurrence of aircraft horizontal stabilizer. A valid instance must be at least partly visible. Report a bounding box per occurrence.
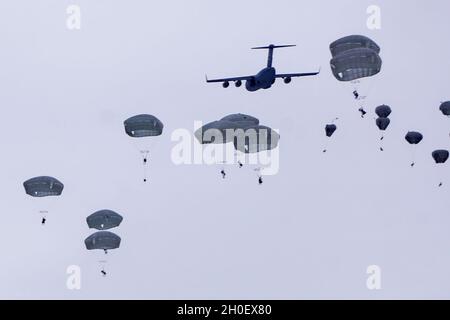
[251,44,296,50]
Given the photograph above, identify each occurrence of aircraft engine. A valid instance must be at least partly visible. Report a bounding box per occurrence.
[245,78,258,91]
[284,77,292,84]
[235,80,242,87]
[222,81,230,88]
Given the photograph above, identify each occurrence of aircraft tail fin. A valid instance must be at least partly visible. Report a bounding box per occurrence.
[251,44,296,67]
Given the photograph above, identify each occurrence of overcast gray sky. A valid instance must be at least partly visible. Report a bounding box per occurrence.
[1,0,450,299]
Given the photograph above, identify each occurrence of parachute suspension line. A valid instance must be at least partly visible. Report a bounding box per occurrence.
[411,146,417,167]
[253,167,263,185]
[438,165,445,188]
[141,150,149,164]
[324,118,339,153]
[234,151,243,168]
[99,260,107,277]
[130,141,152,182]
[217,148,229,179]
[351,80,365,117]
[323,138,330,153]
[433,164,444,187]
[363,77,377,118]
[140,150,150,183]
[373,116,384,151]
[359,77,376,102]
[39,210,48,226]
[352,77,377,118]
[218,161,227,179]
[364,75,377,100]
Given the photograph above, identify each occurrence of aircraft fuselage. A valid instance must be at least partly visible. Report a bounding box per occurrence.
[206,44,318,91]
[245,67,276,92]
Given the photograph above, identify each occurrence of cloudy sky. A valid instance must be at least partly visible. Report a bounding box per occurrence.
[1,0,450,299]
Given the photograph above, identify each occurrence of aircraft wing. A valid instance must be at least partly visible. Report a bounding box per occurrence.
[206,75,254,83]
[275,71,320,78]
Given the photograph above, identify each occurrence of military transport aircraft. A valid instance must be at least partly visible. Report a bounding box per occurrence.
[206,44,320,92]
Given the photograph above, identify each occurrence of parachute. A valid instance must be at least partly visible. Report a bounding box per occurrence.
[376,117,390,131]
[195,120,239,179]
[322,117,339,153]
[23,176,64,225]
[220,113,260,127]
[405,131,423,145]
[439,101,450,116]
[87,210,123,230]
[85,231,121,252]
[195,120,239,144]
[329,35,382,116]
[325,124,337,137]
[376,118,391,151]
[23,176,64,197]
[196,114,263,179]
[329,35,380,58]
[432,149,449,187]
[323,123,338,153]
[85,209,123,276]
[195,114,260,145]
[375,105,392,118]
[196,114,276,184]
[405,131,423,167]
[373,105,392,151]
[124,114,163,138]
[330,48,382,82]
[233,125,280,184]
[432,150,449,164]
[233,125,280,154]
[124,114,164,182]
